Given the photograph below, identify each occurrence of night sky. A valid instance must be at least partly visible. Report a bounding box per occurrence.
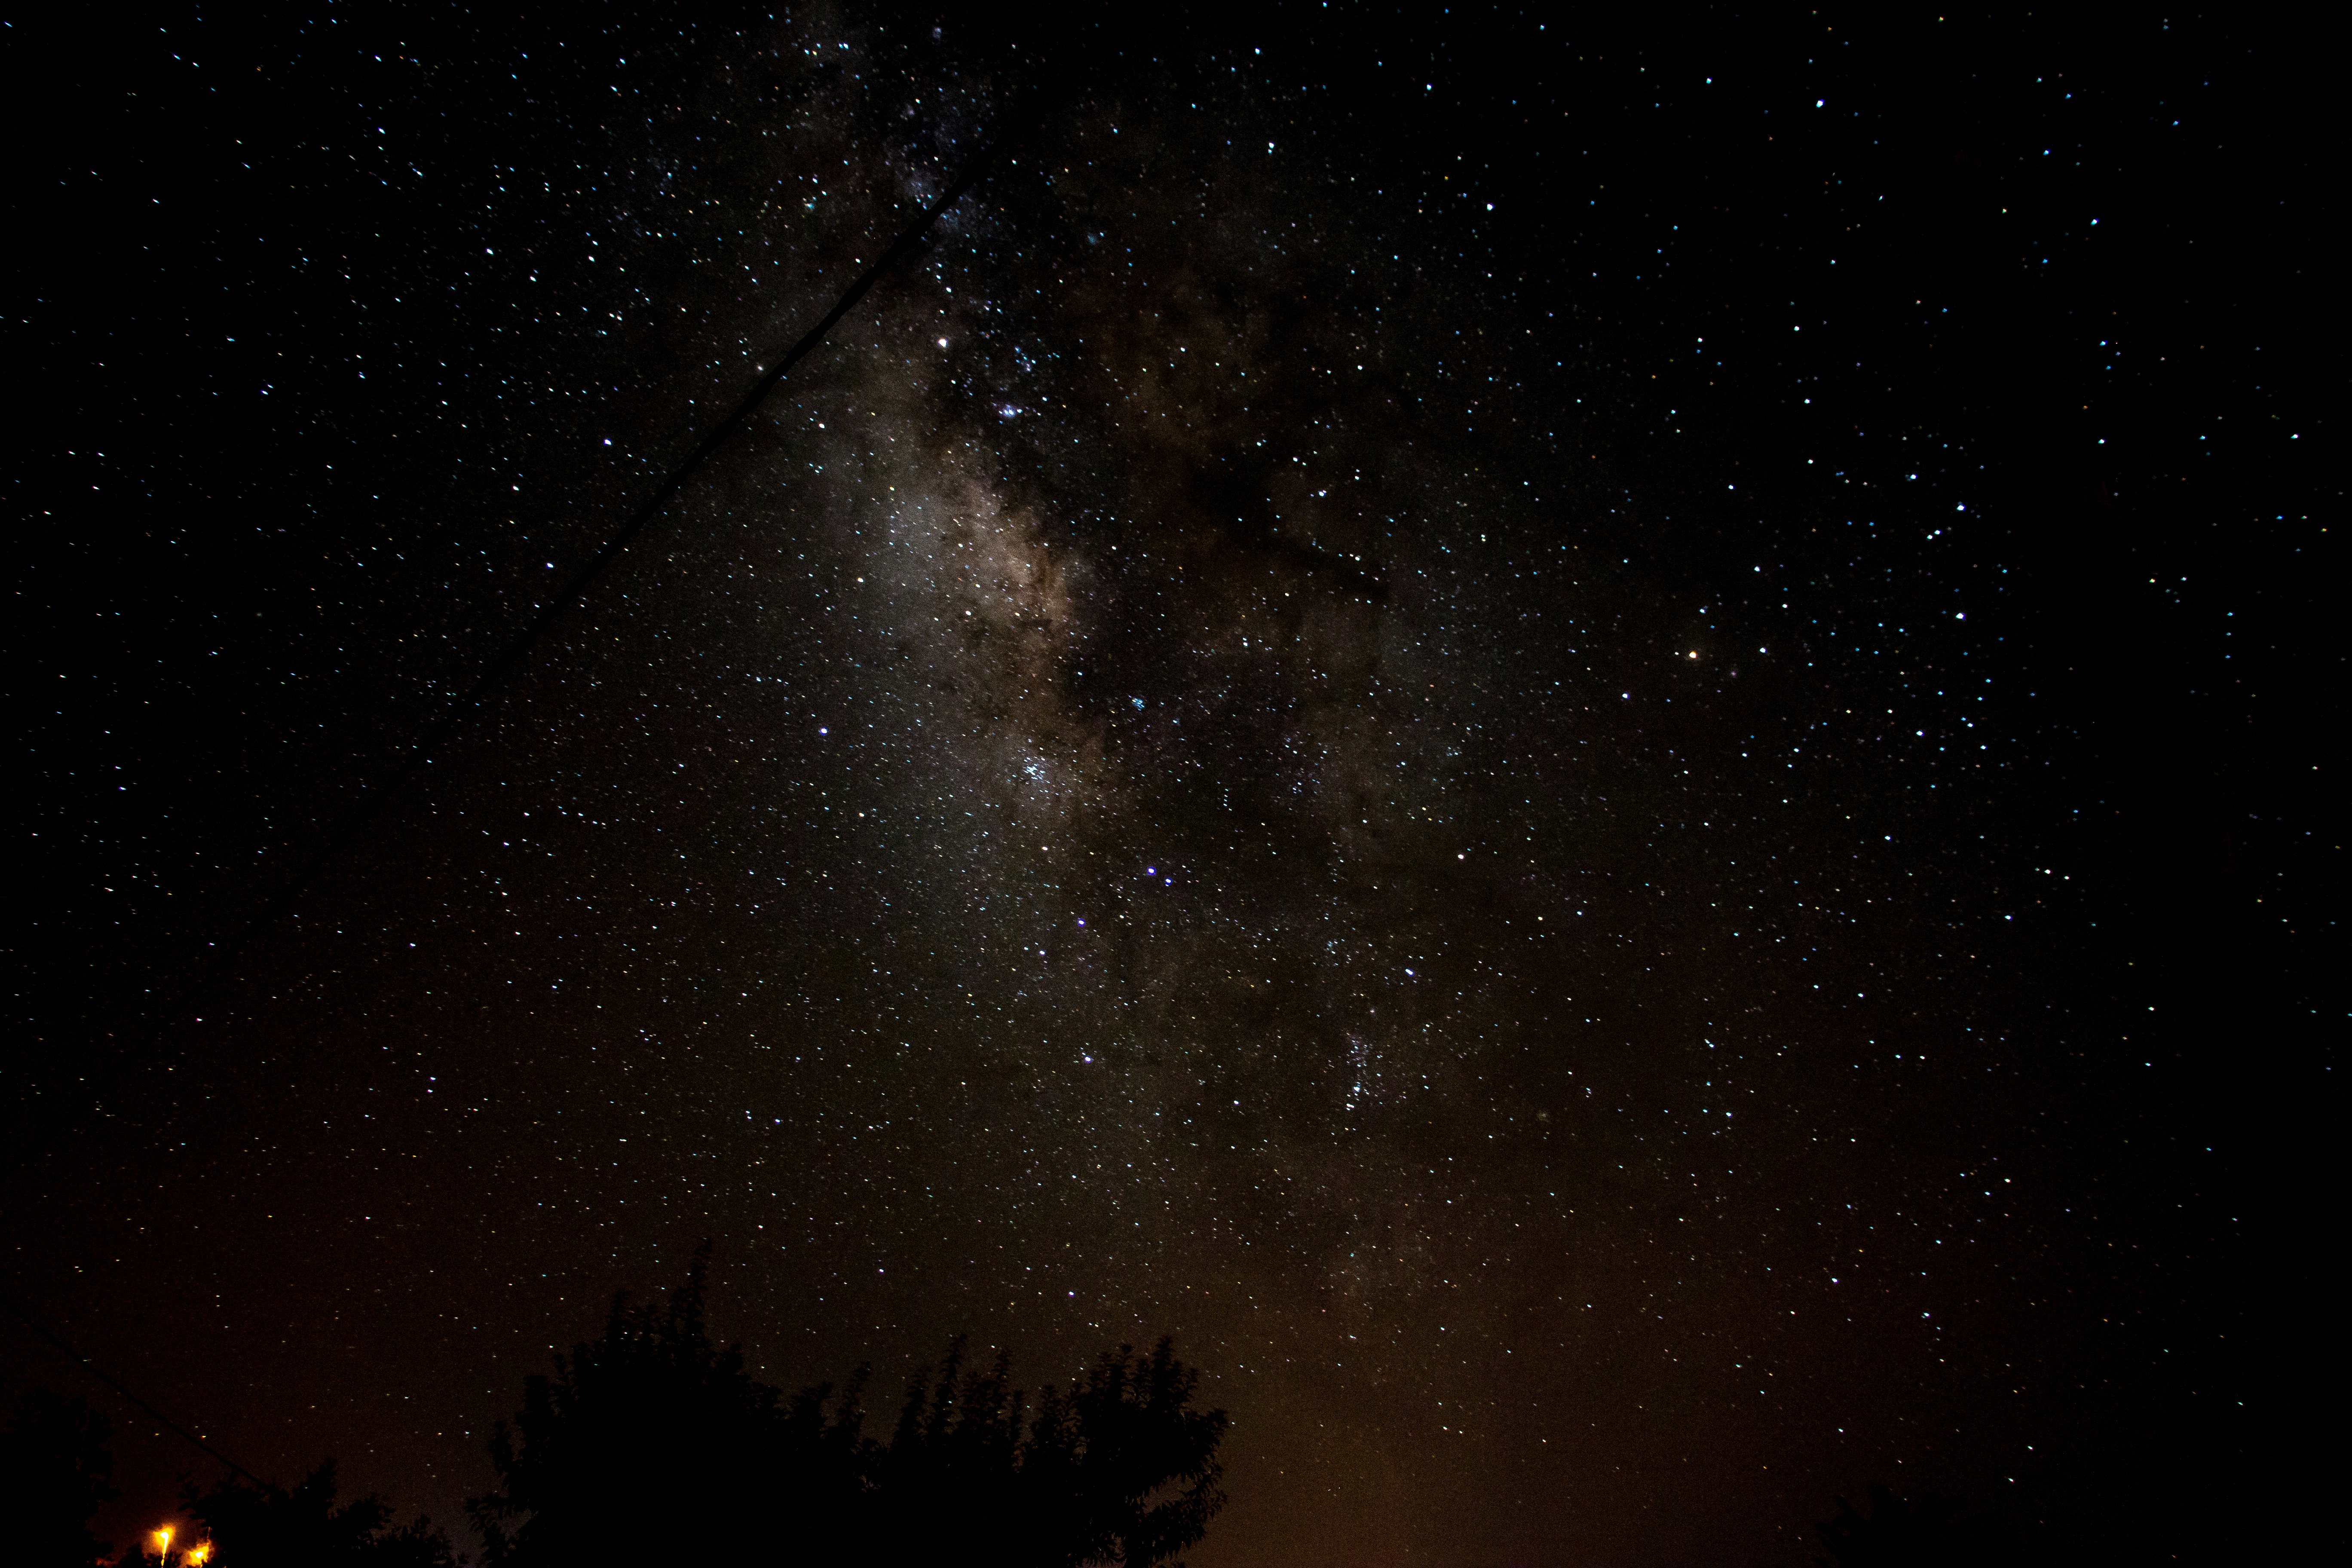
[10,7,2322,1565]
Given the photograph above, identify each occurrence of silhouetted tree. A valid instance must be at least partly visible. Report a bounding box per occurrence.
[1816,1485,2008,1567]
[467,1245,865,1565]
[182,1461,460,1567]
[1019,1339,1227,1568]
[858,1335,1226,1565]
[1,1387,119,1566]
[468,1247,1227,1565]
[864,1337,1029,1559]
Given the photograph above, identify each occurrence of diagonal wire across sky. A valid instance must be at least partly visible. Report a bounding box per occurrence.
[4,79,1065,1478]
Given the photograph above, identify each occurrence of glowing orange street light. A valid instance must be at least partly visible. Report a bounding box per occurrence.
[184,1544,214,1566]
[150,1525,174,1563]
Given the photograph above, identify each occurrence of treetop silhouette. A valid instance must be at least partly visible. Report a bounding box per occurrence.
[180,1461,460,1567]
[467,1247,1227,1566]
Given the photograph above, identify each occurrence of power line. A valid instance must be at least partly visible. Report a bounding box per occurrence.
[6,94,1055,1192]
[2,1294,266,1487]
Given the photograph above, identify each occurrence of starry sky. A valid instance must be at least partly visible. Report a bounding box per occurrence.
[9,7,2324,1565]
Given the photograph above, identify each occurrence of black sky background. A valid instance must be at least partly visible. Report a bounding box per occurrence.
[7,6,2327,1564]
